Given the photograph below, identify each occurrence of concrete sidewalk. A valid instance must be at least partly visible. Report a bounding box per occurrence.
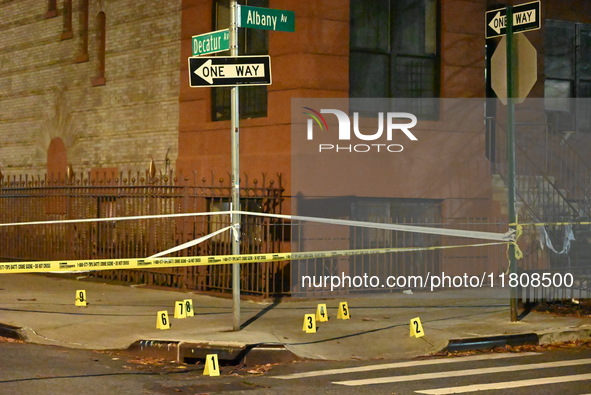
[1,274,590,364]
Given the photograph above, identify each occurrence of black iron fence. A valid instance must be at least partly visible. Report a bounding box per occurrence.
[488,112,591,303]
[0,170,289,297]
[3,168,587,301]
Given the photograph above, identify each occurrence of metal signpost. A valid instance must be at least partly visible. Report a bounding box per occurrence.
[229,0,241,332]
[188,1,293,331]
[506,6,519,323]
[487,1,540,321]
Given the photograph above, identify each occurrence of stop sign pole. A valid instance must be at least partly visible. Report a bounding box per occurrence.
[505,5,519,323]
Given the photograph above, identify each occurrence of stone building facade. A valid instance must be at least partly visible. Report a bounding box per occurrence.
[1,0,590,221]
[0,0,181,177]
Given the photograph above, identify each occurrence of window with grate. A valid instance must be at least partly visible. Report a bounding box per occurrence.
[349,0,439,119]
[212,0,268,121]
[545,19,591,133]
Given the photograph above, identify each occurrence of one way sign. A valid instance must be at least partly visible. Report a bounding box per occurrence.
[188,56,271,87]
[485,0,540,39]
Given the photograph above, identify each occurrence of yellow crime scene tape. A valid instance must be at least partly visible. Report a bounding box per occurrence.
[504,219,591,263]
[512,221,591,227]
[0,242,508,274]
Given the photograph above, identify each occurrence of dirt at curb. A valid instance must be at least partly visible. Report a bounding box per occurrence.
[532,299,591,318]
[431,339,591,358]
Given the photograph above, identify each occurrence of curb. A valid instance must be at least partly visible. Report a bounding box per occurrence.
[0,323,25,341]
[445,327,591,353]
[538,327,591,345]
[3,320,590,363]
[127,340,302,367]
[0,321,302,366]
[446,333,539,353]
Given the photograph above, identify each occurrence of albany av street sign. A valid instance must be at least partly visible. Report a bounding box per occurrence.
[188,56,272,87]
[238,5,295,32]
[486,0,540,38]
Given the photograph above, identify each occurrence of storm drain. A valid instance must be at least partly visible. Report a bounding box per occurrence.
[127,340,301,367]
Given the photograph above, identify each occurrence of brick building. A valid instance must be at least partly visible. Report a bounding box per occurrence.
[1,1,590,291]
[0,0,181,176]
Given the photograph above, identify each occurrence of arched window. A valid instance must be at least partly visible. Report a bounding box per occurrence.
[92,11,106,86]
[74,0,89,63]
[61,0,73,40]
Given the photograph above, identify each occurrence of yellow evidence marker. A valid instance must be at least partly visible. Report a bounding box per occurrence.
[410,317,425,338]
[75,290,87,306]
[203,354,220,376]
[302,313,317,333]
[316,303,329,322]
[156,310,171,330]
[174,300,187,319]
[184,299,194,317]
[337,301,350,319]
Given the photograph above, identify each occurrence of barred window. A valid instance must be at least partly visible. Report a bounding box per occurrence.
[350,0,439,119]
[545,19,591,132]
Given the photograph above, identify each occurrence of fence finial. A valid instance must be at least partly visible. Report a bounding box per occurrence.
[66,164,75,183]
[148,158,156,180]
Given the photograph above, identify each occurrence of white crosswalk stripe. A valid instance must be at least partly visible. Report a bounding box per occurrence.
[415,373,591,394]
[333,358,591,386]
[271,352,540,380]
[272,351,591,393]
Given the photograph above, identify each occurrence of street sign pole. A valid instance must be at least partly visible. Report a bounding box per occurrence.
[188,3,290,332]
[506,5,519,322]
[230,0,241,331]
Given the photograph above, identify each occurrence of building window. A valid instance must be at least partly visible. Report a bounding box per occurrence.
[74,0,89,63]
[212,0,268,121]
[61,0,73,40]
[45,0,58,19]
[92,12,106,86]
[545,19,591,133]
[349,0,439,118]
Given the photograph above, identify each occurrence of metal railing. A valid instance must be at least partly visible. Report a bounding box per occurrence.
[488,115,591,303]
[291,216,508,297]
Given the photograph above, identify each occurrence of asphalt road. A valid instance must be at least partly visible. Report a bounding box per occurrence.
[1,339,590,394]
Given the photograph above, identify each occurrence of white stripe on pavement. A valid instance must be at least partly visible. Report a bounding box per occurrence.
[271,352,540,379]
[415,373,591,394]
[333,358,591,386]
